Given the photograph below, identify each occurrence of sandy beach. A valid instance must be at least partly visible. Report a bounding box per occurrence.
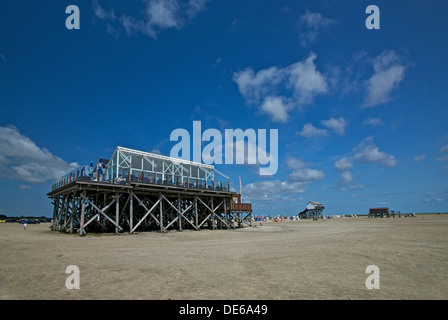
[0,214,447,300]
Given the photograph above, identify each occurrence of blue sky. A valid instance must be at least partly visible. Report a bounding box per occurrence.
[1,0,447,216]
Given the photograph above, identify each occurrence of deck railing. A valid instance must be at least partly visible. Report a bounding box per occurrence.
[52,167,230,193]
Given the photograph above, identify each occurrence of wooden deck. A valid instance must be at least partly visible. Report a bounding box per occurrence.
[48,180,252,235]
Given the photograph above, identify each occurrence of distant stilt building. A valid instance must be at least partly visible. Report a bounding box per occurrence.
[368,207,390,218]
[48,146,252,235]
[298,201,324,219]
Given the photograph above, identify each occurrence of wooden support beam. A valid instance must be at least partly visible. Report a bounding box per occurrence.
[80,193,122,231]
[79,191,86,236]
[63,193,71,230]
[69,195,77,233]
[57,194,68,231]
[130,194,162,233]
[61,195,78,232]
[211,196,215,230]
[130,191,134,233]
[223,198,229,229]
[196,196,229,229]
[160,194,198,231]
[159,194,164,233]
[242,211,252,227]
[118,193,131,226]
[52,196,60,230]
[115,193,120,234]
[194,196,198,229]
[178,195,182,231]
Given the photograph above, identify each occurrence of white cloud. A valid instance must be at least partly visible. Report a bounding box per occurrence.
[287,52,328,105]
[334,157,354,171]
[286,158,325,182]
[0,125,77,184]
[298,117,347,138]
[235,156,324,203]
[413,154,426,163]
[364,50,406,107]
[362,117,384,127]
[436,155,448,162]
[321,117,347,135]
[424,196,445,203]
[260,96,292,123]
[298,123,328,138]
[244,180,307,197]
[93,0,210,38]
[440,144,448,153]
[93,1,116,20]
[337,171,365,192]
[298,10,336,47]
[348,184,364,190]
[186,0,210,19]
[232,66,284,103]
[334,137,396,184]
[435,144,448,164]
[353,136,397,167]
[233,52,328,122]
[242,157,323,201]
[340,171,353,183]
[146,0,181,29]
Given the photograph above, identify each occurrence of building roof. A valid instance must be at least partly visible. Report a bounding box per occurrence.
[113,146,214,170]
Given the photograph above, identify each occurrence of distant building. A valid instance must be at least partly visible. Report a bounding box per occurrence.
[299,201,325,219]
[306,201,324,211]
[368,207,390,218]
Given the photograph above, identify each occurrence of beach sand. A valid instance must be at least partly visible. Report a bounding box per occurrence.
[0,214,447,300]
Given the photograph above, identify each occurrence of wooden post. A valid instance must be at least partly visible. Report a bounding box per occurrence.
[178,195,182,231]
[129,191,134,233]
[115,192,120,234]
[211,196,215,230]
[63,194,71,231]
[195,196,199,230]
[52,196,59,230]
[80,191,86,236]
[223,197,228,229]
[159,194,164,233]
[102,193,107,231]
[250,211,252,227]
[69,195,76,233]
[58,194,68,231]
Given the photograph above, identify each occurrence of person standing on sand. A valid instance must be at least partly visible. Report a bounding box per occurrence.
[23,220,27,230]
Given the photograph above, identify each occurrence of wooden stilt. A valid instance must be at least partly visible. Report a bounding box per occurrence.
[159,194,164,233]
[211,196,215,230]
[130,191,134,233]
[52,196,59,230]
[178,195,182,231]
[115,192,120,234]
[80,191,86,236]
[194,196,198,230]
